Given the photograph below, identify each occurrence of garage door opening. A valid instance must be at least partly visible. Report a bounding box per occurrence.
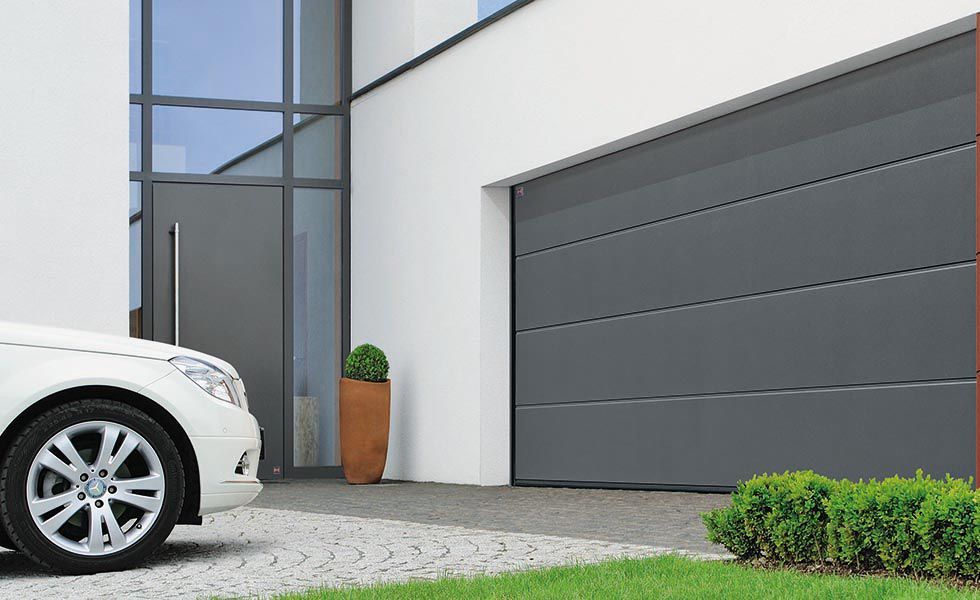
[512,30,977,491]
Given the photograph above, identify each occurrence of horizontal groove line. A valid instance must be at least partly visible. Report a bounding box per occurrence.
[515,141,975,259]
[514,377,976,409]
[513,479,734,493]
[515,259,975,334]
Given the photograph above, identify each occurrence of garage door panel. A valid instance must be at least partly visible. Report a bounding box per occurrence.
[517,146,975,330]
[516,264,974,405]
[514,381,975,487]
[516,33,974,255]
[513,32,976,489]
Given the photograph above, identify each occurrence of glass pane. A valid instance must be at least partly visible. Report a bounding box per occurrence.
[478,0,519,19]
[153,106,282,175]
[129,182,142,338]
[130,104,141,171]
[293,114,342,179]
[293,189,342,467]
[294,0,342,105]
[130,0,141,94]
[153,0,283,101]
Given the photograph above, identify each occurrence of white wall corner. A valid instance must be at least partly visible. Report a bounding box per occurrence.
[479,186,511,485]
[0,0,129,336]
[413,0,478,55]
[352,0,415,89]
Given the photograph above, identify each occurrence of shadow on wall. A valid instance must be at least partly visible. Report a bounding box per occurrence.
[479,185,512,486]
[385,357,415,481]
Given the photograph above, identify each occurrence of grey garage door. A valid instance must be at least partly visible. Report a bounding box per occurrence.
[513,32,977,490]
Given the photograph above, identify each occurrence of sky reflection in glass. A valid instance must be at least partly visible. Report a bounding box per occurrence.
[153,0,283,101]
[152,106,283,175]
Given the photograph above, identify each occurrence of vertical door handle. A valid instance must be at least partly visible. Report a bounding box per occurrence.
[171,222,180,346]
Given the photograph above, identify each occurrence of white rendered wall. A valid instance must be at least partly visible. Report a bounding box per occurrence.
[0,1,129,335]
[413,0,476,55]
[351,0,980,485]
[353,0,414,88]
[353,0,477,89]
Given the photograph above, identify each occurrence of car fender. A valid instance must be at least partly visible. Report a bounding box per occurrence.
[0,343,176,439]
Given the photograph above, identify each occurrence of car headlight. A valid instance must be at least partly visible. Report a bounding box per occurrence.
[170,356,242,407]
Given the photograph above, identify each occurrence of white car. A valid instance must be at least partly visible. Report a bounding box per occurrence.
[0,321,262,573]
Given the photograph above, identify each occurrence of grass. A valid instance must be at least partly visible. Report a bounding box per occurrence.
[271,555,980,599]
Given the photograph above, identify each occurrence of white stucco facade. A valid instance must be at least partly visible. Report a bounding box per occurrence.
[351,0,980,485]
[353,0,476,89]
[0,1,129,335]
[3,0,980,485]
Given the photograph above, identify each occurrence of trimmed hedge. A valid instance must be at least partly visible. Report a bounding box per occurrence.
[703,470,980,578]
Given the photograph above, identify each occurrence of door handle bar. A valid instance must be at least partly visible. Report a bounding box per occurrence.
[171,222,180,347]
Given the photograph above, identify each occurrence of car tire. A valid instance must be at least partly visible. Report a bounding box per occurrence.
[0,399,184,574]
[0,520,15,551]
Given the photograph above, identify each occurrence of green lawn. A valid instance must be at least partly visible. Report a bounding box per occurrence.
[272,555,980,599]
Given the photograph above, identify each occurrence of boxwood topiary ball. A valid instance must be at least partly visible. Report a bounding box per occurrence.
[344,343,389,382]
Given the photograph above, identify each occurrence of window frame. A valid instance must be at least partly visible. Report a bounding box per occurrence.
[129,0,351,479]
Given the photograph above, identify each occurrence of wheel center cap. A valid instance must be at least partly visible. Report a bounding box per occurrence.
[85,478,107,498]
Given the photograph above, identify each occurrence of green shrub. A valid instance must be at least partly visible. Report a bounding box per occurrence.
[703,471,831,563]
[825,479,879,569]
[704,470,980,579]
[764,471,833,563]
[703,502,757,559]
[344,343,389,382]
[826,471,949,573]
[913,476,980,577]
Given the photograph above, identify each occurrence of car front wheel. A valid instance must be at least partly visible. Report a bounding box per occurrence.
[0,520,15,551]
[0,399,184,573]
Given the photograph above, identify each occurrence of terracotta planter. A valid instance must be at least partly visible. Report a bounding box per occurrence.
[339,378,390,484]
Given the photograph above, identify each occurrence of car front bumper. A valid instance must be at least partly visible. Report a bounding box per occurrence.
[140,369,263,516]
[193,433,263,515]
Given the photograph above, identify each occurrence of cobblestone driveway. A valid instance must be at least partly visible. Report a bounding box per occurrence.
[253,480,731,554]
[0,482,730,599]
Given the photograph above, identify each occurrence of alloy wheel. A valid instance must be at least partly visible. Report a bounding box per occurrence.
[25,420,165,556]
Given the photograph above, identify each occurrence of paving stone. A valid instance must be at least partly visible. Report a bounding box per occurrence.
[0,507,724,599]
[0,481,733,599]
[253,479,731,554]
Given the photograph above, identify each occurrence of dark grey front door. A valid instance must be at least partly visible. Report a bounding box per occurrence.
[152,183,284,480]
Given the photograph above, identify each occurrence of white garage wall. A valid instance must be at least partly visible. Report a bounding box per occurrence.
[413,0,477,56]
[353,0,415,89]
[0,1,129,335]
[351,0,980,485]
[353,0,477,89]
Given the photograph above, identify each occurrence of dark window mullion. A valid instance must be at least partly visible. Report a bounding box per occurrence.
[147,172,319,187]
[293,103,347,115]
[282,0,296,477]
[341,0,351,108]
[131,95,344,115]
[142,94,338,115]
[284,0,295,180]
[140,0,152,175]
[340,0,351,376]
[139,0,153,340]
[144,95,301,113]
[293,177,343,189]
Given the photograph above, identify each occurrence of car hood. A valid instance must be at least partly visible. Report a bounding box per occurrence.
[0,321,240,378]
